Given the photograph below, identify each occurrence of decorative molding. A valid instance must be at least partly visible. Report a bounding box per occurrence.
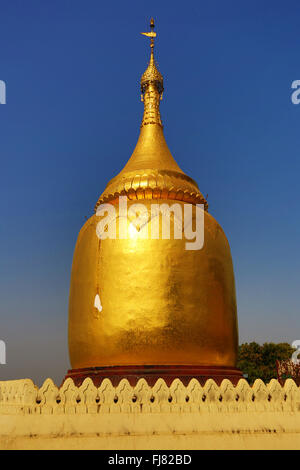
[0,378,299,416]
[95,169,208,211]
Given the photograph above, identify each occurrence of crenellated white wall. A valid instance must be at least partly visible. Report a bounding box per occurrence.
[0,378,300,449]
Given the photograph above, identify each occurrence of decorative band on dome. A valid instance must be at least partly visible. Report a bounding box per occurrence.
[94,169,208,211]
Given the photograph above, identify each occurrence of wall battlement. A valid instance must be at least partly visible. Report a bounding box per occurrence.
[0,378,300,449]
[1,377,300,415]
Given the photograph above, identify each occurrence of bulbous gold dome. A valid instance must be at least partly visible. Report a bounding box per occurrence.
[68,20,239,376]
[69,204,238,369]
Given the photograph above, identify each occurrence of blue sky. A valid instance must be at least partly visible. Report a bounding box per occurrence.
[0,0,300,385]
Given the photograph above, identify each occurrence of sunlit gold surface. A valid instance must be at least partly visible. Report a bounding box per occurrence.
[69,202,238,368]
[68,19,238,370]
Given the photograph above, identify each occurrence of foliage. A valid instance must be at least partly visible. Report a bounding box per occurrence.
[237,342,295,385]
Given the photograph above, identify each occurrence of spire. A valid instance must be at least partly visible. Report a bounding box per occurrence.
[95,19,208,212]
[140,18,164,128]
[122,17,180,170]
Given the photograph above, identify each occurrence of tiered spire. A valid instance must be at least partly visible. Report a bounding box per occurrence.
[140,18,164,127]
[95,19,208,211]
[140,21,163,95]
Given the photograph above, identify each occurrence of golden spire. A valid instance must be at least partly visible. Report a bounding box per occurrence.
[140,18,163,127]
[95,18,208,211]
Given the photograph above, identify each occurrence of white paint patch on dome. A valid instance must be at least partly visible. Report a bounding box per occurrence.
[94,294,103,313]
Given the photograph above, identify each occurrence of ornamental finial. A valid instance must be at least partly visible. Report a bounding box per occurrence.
[141,17,156,41]
[140,18,164,100]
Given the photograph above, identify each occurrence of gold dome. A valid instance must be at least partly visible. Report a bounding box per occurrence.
[67,19,239,384]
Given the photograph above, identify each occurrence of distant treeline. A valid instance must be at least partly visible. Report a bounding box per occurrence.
[237,342,295,384]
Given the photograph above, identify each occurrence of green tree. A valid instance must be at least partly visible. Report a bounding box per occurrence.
[237,342,295,384]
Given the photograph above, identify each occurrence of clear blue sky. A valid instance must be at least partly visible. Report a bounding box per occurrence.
[0,0,300,385]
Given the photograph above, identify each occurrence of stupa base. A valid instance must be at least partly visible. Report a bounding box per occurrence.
[64,365,243,387]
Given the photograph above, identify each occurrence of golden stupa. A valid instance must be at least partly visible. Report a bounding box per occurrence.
[66,19,241,385]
